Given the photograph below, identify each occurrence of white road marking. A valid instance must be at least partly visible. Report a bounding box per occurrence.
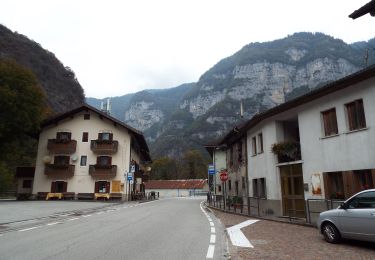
[67,217,79,221]
[19,226,41,232]
[211,227,216,233]
[227,220,259,248]
[210,234,216,243]
[208,217,212,221]
[96,212,104,215]
[209,222,214,227]
[82,214,92,218]
[206,244,215,259]
[47,222,61,226]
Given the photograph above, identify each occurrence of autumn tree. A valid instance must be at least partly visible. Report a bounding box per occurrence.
[0,59,48,192]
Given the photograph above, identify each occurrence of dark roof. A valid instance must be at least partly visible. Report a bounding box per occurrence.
[41,103,151,162]
[349,0,375,19]
[220,64,375,145]
[144,179,207,189]
[15,167,35,178]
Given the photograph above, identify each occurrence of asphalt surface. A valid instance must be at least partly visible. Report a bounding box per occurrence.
[0,198,228,260]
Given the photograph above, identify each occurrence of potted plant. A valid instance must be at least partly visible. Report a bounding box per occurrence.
[271,141,301,163]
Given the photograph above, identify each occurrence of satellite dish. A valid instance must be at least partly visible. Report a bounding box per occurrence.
[43,156,51,163]
[71,155,78,162]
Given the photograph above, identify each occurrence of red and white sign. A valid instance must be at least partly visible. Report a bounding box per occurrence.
[220,171,228,182]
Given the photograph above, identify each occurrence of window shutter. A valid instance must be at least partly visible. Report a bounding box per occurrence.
[94,182,99,193]
[109,133,113,141]
[63,182,68,193]
[96,156,100,165]
[106,182,110,193]
[51,181,57,193]
[65,156,70,165]
[98,133,103,140]
[67,132,72,140]
[108,157,112,166]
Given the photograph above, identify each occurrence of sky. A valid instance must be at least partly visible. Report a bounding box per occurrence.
[1,0,374,98]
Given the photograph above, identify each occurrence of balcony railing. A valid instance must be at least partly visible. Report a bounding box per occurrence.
[45,164,75,177]
[47,139,77,154]
[90,140,118,154]
[89,165,117,179]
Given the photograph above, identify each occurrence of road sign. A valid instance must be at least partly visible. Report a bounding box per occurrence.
[208,164,215,175]
[130,165,135,173]
[220,171,228,182]
[127,173,133,181]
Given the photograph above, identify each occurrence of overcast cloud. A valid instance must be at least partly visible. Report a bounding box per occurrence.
[1,0,374,98]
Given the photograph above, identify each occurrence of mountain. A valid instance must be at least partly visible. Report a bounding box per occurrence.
[0,24,85,112]
[88,32,375,158]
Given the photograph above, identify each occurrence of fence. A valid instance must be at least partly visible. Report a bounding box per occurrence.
[208,194,346,225]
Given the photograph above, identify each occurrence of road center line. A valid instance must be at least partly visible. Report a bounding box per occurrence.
[209,222,214,227]
[206,244,215,259]
[47,222,61,226]
[67,217,79,221]
[19,226,41,232]
[211,227,216,233]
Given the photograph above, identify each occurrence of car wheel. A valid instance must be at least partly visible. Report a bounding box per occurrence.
[322,222,341,243]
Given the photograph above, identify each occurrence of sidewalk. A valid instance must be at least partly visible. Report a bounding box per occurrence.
[210,208,375,259]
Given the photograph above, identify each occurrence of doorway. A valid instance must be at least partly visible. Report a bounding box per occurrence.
[280,164,306,218]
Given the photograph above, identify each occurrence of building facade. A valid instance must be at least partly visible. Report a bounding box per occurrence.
[208,65,375,223]
[31,104,151,200]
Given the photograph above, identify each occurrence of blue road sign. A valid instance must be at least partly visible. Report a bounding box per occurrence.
[208,164,215,175]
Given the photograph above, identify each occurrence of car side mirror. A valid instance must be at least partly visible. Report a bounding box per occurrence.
[340,203,348,210]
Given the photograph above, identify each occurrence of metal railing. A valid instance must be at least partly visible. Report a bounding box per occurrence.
[306,199,345,224]
[208,194,263,217]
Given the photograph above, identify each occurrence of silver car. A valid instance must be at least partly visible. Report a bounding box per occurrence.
[317,189,375,243]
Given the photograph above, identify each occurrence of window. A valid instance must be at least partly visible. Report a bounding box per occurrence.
[235,181,239,195]
[95,181,110,193]
[354,170,373,190]
[258,133,264,153]
[252,136,257,155]
[322,108,338,136]
[253,178,266,198]
[97,156,111,167]
[237,141,243,163]
[324,172,345,199]
[51,181,67,193]
[347,191,375,209]
[22,180,32,188]
[242,176,246,189]
[98,132,113,142]
[54,155,70,166]
[82,132,88,142]
[56,132,71,143]
[84,113,90,120]
[218,185,221,192]
[346,99,366,131]
[228,180,232,190]
[229,146,234,166]
[80,155,87,166]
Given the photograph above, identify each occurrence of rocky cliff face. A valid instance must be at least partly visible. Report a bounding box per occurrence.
[88,32,375,158]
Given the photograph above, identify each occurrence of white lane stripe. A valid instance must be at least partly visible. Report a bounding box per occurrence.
[82,214,92,218]
[227,220,259,248]
[209,222,214,227]
[206,245,215,259]
[208,218,212,221]
[210,234,216,244]
[211,227,215,233]
[47,222,61,226]
[96,212,104,215]
[67,217,79,221]
[19,226,41,232]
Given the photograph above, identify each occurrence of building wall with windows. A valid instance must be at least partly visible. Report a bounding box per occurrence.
[298,77,375,200]
[32,105,150,200]
[226,137,247,197]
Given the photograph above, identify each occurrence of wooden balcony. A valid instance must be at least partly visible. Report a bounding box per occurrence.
[89,165,117,179]
[45,164,75,177]
[47,139,77,154]
[90,140,118,154]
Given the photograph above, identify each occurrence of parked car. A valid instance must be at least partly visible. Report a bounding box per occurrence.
[317,189,375,243]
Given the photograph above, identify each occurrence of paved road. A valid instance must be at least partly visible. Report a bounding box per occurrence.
[0,198,228,260]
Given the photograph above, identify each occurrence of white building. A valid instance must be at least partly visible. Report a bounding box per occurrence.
[144,179,208,198]
[210,65,375,222]
[31,104,151,200]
